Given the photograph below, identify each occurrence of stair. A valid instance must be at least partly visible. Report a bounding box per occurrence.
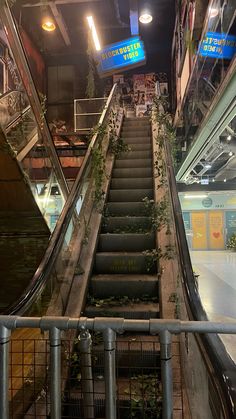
[66,117,162,417]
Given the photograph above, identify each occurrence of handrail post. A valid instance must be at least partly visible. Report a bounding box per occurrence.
[160,330,173,419]
[103,328,116,419]
[50,327,61,419]
[0,325,11,419]
[78,329,94,419]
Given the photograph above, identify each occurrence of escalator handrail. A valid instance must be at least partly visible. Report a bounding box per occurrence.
[5,104,32,133]
[4,83,118,316]
[162,121,236,417]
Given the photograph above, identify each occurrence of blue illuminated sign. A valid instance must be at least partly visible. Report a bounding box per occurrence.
[199,32,236,59]
[97,36,146,76]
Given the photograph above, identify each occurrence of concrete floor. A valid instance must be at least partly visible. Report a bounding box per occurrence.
[190,250,236,363]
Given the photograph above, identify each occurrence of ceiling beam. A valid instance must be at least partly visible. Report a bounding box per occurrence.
[129,0,139,36]
[49,2,71,46]
[22,0,102,7]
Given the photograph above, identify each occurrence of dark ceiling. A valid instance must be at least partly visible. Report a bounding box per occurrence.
[15,0,175,76]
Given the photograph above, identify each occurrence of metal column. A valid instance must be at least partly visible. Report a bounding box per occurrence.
[0,325,11,419]
[50,327,61,419]
[103,328,116,419]
[160,330,173,419]
[78,329,94,419]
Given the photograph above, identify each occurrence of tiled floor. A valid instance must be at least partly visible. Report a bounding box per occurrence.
[190,250,236,363]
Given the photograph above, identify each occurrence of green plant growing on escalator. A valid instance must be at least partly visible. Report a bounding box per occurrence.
[124,374,162,418]
[152,96,180,169]
[109,109,130,156]
[91,146,106,210]
[143,245,175,272]
[142,197,170,232]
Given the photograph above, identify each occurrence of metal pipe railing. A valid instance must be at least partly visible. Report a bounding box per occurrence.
[1,316,236,419]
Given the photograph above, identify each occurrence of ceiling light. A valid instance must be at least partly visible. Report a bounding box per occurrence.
[224,178,227,182]
[209,7,219,18]
[229,151,233,157]
[139,2,153,24]
[139,13,153,24]
[86,16,101,51]
[184,194,208,199]
[42,16,56,32]
[212,178,215,182]
[204,162,212,169]
[227,135,232,141]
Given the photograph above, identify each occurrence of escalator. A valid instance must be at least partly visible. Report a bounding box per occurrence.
[1,85,236,418]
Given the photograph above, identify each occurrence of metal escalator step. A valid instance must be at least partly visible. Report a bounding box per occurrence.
[110,177,153,189]
[90,274,158,298]
[85,302,159,319]
[114,158,152,169]
[112,167,152,178]
[120,136,151,144]
[108,188,153,202]
[106,202,147,216]
[126,143,152,151]
[101,216,151,233]
[117,150,152,160]
[121,128,150,137]
[95,252,156,274]
[97,232,155,252]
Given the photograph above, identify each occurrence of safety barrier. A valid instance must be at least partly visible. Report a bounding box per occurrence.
[1,316,236,419]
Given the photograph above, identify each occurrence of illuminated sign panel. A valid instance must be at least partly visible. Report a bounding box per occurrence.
[199,32,236,59]
[98,36,146,76]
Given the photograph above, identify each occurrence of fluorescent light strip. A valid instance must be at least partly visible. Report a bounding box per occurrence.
[184,195,208,199]
[87,16,101,51]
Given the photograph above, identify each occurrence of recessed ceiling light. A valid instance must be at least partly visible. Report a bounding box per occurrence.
[42,17,56,32]
[209,7,219,18]
[224,178,227,182]
[139,13,153,24]
[227,135,232,141]
[204,162,212,169]
[229,151,233,157]
[212,178,215,182]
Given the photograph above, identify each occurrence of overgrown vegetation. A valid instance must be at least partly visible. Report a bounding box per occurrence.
[142,197,170,233]
[87,294,158,308]
[124,374,162,418]
[152,96,180,170]
[143,245,175,272]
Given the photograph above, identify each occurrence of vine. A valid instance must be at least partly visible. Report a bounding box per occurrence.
[87,294,158,308]
[124,374,162,418]
[142,197,170,232]
[143,245,175,272]
[91,146,106,210]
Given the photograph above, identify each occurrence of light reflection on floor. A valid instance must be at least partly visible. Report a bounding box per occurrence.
[190,250,236,363]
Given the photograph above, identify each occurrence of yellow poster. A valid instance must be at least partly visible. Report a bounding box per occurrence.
[209,211,224,249]
[192,212,207,249]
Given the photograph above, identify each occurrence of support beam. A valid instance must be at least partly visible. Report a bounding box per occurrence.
[129,0,139,36]
[23,0,102,7]
[49,2,71,46]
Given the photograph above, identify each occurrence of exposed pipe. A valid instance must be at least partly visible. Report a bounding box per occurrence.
[113,0,129,27]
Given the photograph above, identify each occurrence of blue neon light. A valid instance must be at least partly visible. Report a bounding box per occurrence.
[97,36,146,75]
[199,32,236,59]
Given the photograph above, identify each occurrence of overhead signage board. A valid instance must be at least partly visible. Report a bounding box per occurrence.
[97,36,146,77]
[199,31,236,59]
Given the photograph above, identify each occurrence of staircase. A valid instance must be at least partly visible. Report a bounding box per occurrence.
[65,117,162,418]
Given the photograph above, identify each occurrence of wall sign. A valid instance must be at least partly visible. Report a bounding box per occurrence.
[199,32,236,60]
[97,36,146,77]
